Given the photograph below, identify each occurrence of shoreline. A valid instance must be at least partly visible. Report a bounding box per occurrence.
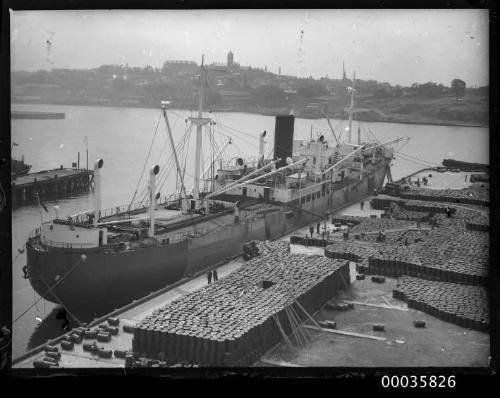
[11,100,488,129]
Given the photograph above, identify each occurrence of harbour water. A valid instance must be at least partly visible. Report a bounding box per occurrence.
[11,103,489,359]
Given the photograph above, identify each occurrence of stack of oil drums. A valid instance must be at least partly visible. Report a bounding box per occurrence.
[400,187,489,207]
[290,236,328,247]
[329,205,489,286]
[33,346,61,368]
[467,222,489,232]
[466,212,489,232]
[371,197,401,210]
[402,200,456,215]
[384,203,431,222]
[348,217,416,235]
[324,242,368,262]
[355,249,486,286]
[132,241,350,366]
[330,217,361,226]
[393,276,489,332]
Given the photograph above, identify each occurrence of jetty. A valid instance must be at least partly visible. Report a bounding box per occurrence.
[11,111,65,120]
[12,167,93,207]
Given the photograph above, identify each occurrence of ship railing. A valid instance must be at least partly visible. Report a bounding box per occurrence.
[158,232,189,245]
[96,194,183,220]
[38,239,98,249]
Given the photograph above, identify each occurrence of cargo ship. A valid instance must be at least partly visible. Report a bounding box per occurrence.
[25,62,407,310]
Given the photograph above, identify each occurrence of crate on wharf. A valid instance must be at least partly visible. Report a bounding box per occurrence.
[132,241,350,366]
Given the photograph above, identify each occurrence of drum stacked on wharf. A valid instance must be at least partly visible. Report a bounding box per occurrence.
[393,276,489,332]
[132,241,350,366]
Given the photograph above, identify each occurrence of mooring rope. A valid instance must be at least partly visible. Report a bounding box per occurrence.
[13,257,85,325]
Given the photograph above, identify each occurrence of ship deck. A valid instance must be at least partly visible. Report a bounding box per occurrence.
[101,202,282,244]
[97,157,386,241]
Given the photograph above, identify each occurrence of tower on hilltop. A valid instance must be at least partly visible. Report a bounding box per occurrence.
[342,61,346,81]
[227,50,234,67]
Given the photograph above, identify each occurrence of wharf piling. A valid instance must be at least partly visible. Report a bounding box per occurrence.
[12,167,93,207]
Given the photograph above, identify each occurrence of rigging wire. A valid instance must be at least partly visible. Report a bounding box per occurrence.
[217,124,258,150]
[139,123,193,203]
[149,134,189,201]
[212,119,231,164]
[13,257,85,325]
[37,272,83,325]
[230,140,248,162]
[396,152,436,169]
[396,150,440,168]
[216,122,259,147]
[128,110,163,209]
[151,109,182,166]
[156,122,192,184]
[33,289,39,312]
[136,120,182,200]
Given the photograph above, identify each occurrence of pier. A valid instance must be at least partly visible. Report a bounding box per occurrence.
[11,111,65,120]
[12,167,93,207]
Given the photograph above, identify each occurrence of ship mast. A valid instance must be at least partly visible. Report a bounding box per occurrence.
[148,165,159,237]
[347,71,356,144]
[189,55,211,211]
[162,101,189,210]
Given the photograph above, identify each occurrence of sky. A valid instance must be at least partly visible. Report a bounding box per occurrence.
[10,9,489,87]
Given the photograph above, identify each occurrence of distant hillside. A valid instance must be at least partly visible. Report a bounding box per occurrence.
[11,65,488,127]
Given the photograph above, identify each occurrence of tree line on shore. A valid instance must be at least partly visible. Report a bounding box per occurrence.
[12,64,487,112]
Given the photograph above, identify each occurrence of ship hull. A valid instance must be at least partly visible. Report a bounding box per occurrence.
[26,160,389,310]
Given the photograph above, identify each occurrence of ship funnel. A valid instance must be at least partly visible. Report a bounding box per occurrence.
[274,115,295,168]
[93,158,104,226]
[148,165,160,237]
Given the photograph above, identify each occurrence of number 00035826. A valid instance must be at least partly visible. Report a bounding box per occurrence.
[381,375,456,388]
